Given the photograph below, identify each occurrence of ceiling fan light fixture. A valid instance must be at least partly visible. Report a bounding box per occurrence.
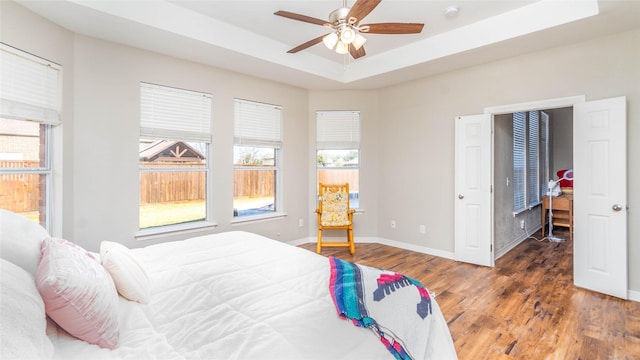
[339,26,356,44]
[335,40,349,54]
[323,32,339,50]
[352,33,367,50]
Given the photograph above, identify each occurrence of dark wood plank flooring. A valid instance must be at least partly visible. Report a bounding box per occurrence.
[299,229,640,359]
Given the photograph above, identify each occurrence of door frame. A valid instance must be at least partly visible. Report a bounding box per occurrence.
[482,95,584,258]
[454,96,587,267]
[475,95,628,299]
[483,96,585,118]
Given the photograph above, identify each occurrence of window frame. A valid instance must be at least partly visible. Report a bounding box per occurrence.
[232,99,284,222]
[0,44,61,232]
[0,119,52,230]
[316,111,361,209]
[513,110,547,215]
[136,83,213,236]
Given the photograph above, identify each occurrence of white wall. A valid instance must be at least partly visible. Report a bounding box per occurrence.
[549,107,574,173]
[69,35,310,250]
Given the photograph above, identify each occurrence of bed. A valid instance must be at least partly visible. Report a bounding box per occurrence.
[0,209,457,359]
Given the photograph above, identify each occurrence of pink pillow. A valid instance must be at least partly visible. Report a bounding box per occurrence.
[36,237,120,349]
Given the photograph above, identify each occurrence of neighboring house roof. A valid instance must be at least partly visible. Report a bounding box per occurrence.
[139,140,205,162]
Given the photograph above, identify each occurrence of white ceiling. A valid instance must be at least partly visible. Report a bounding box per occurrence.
[14,0,640,90]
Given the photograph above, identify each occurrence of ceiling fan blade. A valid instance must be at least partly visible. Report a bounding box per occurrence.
[274,10,328,26]
[287,35,327,53]
[347,0,381,23]
[361,23,424,34]
[349,44,366,59]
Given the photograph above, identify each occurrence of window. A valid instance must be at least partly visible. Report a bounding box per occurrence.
[233,99,282,218]
[513,110,546,214]
[527,111,540,205]
[540,111,550,196]
[139,83,211,230]
[0,44,61,230]
[316,111,360,208]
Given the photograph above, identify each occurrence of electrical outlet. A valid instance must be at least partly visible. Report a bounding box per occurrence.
[520,219,525,230]
[391,220,396,229]
[298,218,304,227]
[419,225,426,234]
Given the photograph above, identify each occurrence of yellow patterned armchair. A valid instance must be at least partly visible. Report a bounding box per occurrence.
[315,183,355,254]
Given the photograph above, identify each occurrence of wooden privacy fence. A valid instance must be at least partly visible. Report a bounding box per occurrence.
[3,161,358,211]
[0,161,42,213]
[317,169,359,192]
[233,169,274,198]
[140,162,206,204]
[140,162,275,204]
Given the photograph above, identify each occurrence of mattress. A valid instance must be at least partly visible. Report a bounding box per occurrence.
[47,231,457,359]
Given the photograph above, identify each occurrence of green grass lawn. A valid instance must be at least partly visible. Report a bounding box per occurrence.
[139,200,205,229]
[17,197,269,229]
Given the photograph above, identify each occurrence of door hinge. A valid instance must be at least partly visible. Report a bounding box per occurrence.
[490,244,493,252]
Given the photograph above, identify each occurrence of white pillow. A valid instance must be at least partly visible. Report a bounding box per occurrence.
[36,237,120,349]
[0,209,49,277]
[100,241,150,303]
[0,259,54,359]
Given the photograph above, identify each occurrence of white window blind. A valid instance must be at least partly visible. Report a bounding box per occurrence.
[140,82,212,142]
[513,112,526,213]
[527,111,540,205]
[0,44,61,125]
[316,111,360,149]
[234,99,282,148]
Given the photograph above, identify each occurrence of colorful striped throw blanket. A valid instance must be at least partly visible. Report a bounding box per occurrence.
[329,257,433,360]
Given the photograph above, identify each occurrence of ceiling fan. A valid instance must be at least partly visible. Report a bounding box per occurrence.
[274,0,424,59]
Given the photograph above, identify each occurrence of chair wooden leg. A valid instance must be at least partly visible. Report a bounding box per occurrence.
[348,228,355,255]
[316,228,322,254]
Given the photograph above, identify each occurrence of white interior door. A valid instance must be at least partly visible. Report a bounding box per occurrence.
[573,96,627,299]
[454,114,493,267]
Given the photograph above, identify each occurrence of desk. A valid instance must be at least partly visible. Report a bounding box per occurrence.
[541,194,573,240]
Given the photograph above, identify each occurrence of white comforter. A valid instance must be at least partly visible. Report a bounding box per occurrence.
[48,231,456,359]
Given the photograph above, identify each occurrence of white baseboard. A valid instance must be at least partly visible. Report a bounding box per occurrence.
[288,236,454,260]
[287,237,312,246]
[628,289,640,302]
[372,237,455,260]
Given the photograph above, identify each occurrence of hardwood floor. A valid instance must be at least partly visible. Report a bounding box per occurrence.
[299,229,640,359]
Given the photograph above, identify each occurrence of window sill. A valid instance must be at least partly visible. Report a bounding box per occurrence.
[512,202,542,216]
[134,221,217,241]
[231,212,287,225]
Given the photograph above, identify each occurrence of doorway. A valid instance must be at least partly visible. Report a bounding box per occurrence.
[493,107,573,259]
[454,95,628,299]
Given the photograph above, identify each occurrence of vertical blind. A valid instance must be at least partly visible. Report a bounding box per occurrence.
[527,111,540,205]
[0,44,61,125]
[234,99,282,148]
[514,110,544,213]
[316,110,360,149]
[140,82,212,142]
[513,112,527,212]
